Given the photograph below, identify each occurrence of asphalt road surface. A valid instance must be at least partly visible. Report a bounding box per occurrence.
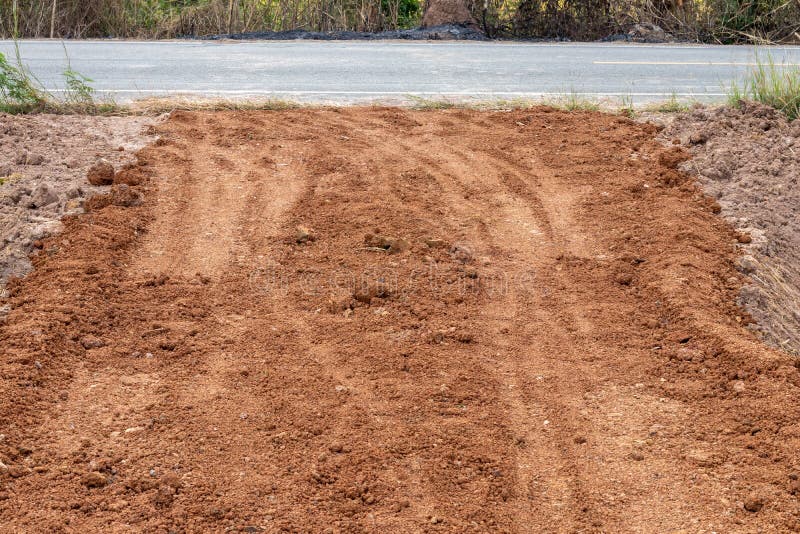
[2,40,800,104]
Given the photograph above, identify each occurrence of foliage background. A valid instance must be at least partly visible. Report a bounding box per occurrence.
[0,0,798,42]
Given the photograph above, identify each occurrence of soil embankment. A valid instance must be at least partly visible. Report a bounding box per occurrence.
[659,103,800,355]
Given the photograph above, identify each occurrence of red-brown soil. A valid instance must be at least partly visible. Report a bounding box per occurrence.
[1,108,799,532]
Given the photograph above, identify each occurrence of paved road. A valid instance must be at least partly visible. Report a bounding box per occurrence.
[2,40,800,104]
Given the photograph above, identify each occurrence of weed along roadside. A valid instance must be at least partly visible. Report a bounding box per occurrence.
[728,55,800,121]
[0,47,112,113]
[0,4,111,115]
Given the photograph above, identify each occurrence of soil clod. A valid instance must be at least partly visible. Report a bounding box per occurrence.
[87,161,115,186]
[744,496,765,513]
[81,472,108,488]
[295,225,314,244]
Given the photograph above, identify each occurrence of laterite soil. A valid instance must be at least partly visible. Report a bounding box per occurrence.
[1,108,799,532]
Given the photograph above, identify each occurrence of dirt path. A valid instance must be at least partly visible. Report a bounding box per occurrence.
[1,108,799,532]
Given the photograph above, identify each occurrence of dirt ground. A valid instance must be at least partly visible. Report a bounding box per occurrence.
[1,107,800,532]
[0,114,155,288]
[657,103,800,356]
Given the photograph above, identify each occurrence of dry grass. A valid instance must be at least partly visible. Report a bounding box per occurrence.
[745,258,800,355]
[128,96,306,114]
[643,94,693,113]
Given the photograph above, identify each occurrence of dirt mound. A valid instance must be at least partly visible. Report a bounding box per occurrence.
[421,0,478,29]
[0,114,155,289]
[658,102,800,354]
[1,108,799,531]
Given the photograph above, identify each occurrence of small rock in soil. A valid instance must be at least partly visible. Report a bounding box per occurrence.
[295,225,314,244]
[463,267,478,279]
[689,132,709,145]
[615,271,634,285]
[15,153,44,166]
[110,184,142,207]
[7,465,29,478]
[29,184,59,208]
[112,166,142,186]
[675,347,702,362]
[364,233,408,254]
[353,283,390,304]
[450,244,473,263]
[161,472,183,490]
[731,380,746,393]
[80,335,106,349]
[744,495,764,512]
[152,484,176,507]
[65,185,83,199]
[737,256,758,274]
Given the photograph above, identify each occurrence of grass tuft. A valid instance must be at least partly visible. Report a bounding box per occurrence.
[619,94,636,118]
[0,50,46,113]
[644,93,691,113]
[0,51,113,114]
[728,54,800,121]
[407,96,457,110]
[559,90,600,112]
[0,172,24,186]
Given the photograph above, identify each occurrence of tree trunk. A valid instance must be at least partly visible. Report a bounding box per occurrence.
[50,0,57,39]
[227,0,235,34]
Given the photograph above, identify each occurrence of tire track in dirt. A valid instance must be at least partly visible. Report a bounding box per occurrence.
[2,108,800,532]
[278,111,520,528]
[398,129,607,530]
[301,110,572,528]
[133,113,305,279]
[332,112,764,524]
[380,119,639,530]
[367,133,587,529]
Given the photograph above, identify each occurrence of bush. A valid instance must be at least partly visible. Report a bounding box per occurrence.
[711,0,800,43]
[1,0,798,41]
[0,0,424,38]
